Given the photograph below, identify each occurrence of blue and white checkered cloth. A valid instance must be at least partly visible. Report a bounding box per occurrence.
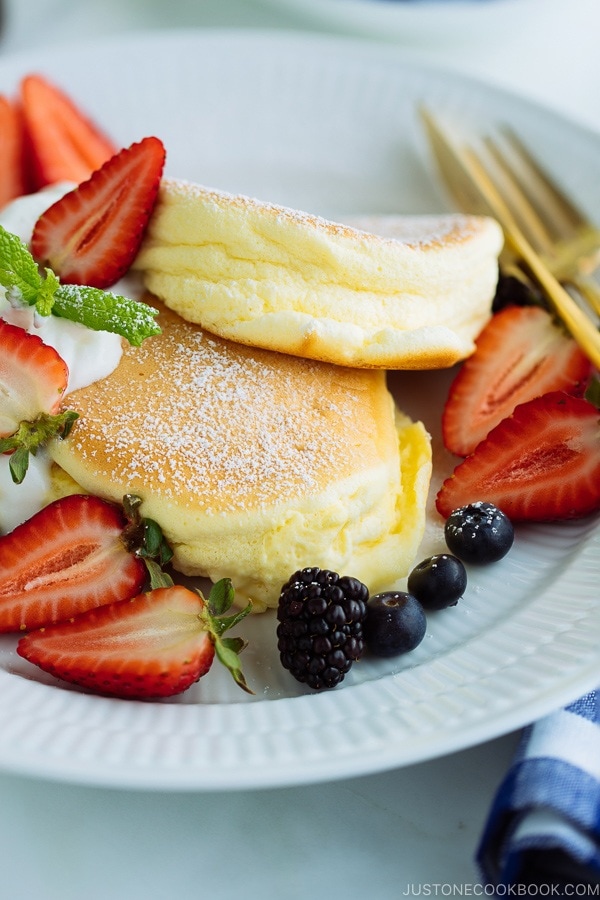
[477,690,600,891]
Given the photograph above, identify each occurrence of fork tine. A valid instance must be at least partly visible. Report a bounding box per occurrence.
[420,107,600,365]
[481,135,558,255]
[500,127,589,233]
[497,127,600,277]
[479,135,600,317]
[461,143,600,367]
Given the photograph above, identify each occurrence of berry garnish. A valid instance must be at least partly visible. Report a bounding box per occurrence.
[436,391,600,522]
[17,579,253,699]
[0,94,26,208]
[0,319,77,483]
[407,554,467,610]
[363,592,426,658]
[0,494,147,632]
[491,274,539,313]
[276,567,369,690]
[0,319,68,433]
[444,502,514,564]
[20,73,116,190]
[31,136,166,289]
[442,305,591,457]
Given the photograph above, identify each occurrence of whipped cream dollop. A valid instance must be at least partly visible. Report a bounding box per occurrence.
[0,186,143,532]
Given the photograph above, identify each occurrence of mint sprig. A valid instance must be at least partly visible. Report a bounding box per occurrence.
[0,225,160,346]
[53,284,160,347]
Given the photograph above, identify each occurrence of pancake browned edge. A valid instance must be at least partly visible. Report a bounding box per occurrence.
[132,180,504,369]
[48,302,432,612]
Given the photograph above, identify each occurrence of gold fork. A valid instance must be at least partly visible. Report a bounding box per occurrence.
[420,107,600,369]
[481,127,600,316]
[421,108,600,316]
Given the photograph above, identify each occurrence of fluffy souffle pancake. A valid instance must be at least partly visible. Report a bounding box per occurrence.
[48,302,432,611]
[132,180,503,369]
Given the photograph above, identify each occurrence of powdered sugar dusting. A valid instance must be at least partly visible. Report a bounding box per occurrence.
[343,214,481,248]
[63,310,383,514]
[161,178,482,249]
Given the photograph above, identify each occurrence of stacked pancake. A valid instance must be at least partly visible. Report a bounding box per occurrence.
[132,180,503,369]
[49,181,502,609]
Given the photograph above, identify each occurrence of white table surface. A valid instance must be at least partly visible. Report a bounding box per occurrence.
[0,1,599,897]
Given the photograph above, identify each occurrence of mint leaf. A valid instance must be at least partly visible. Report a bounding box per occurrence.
[53,284,160,346]
[37,268,61,316]
[0,226,48,307]
[0,224,160,345]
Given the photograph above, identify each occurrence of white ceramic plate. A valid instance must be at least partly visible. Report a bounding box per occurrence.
[0,30,599,791]
[252,0,551,45]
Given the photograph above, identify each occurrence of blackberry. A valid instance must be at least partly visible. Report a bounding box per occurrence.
[276,567,369,690]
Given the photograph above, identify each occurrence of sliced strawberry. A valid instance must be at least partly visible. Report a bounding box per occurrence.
[0,319,68,438]
[20,74,116,190]
[30,136,166,289]
[442,305,592,457]
[0,494,146,632]
[16,579,255,700]
[0,94,27,207]
[436,391,600,522]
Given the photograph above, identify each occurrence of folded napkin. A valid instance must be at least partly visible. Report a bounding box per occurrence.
[477,690,600,891]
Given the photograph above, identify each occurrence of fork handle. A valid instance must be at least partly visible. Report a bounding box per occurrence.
[513,235,600,369]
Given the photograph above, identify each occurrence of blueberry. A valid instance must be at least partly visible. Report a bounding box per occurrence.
[407,554,467,610]
[444,501,514,564]
[364,591,426,658]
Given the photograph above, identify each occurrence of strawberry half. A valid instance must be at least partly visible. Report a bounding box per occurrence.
[17,582,253,699]
[0,319,68,438]
[0,494,146,632]
[0,94,27,207]
[20,73,116,190]
[442,305,592,457]
[31,136,166,289]
[436,391,600,522]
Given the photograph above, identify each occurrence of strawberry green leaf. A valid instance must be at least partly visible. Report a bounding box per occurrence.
[214,636,253,694]
[212,603,253,638]
[139,518,174,566]
[221,636,247,656]
[208,578,236,617]
[200,579,253,693]
[0,409,79,483]
[584,375,600,409]
[121,494,174,568]
[52,284,160,346]
[6,446,30,485]
[143,558,174,590]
